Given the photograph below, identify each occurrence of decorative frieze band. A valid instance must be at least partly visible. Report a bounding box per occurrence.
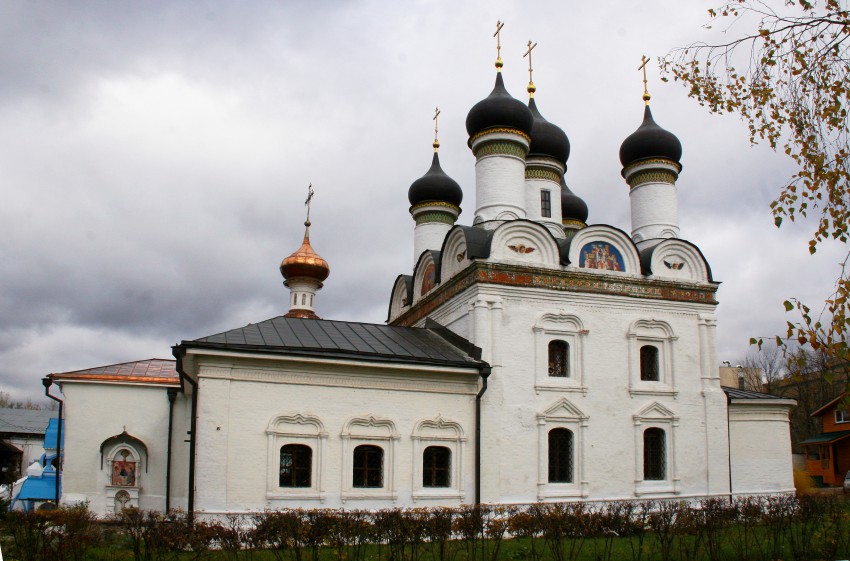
[473,140,529,160]
[525,167,561,183]
[392,262,718,327]
[627,169,678,188]
[415,211,457,225]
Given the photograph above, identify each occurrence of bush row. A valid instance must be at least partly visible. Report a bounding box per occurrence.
[3,494,850,561]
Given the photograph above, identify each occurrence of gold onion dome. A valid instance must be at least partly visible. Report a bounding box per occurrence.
[279,221,330,284]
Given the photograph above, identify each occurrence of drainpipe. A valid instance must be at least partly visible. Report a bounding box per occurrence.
[172,345,198,524]
[165,387,178,512]
[726,391,733,503]
[475,366,491,506]
[42,377,63,506]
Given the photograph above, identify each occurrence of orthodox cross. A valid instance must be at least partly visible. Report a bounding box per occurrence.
[304,183,314,224]
[523,40,537,95]
[493,20,504,68]
[433,107,441,151]
[638,55,651,104]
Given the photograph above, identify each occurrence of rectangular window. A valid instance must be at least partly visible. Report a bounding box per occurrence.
[836,409,849,423]
[541,190,552,218]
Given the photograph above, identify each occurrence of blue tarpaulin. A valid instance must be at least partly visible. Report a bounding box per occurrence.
[43,418,64,449]
[15,471,59,500]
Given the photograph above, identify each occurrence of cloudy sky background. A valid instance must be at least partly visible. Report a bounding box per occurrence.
[1,1,844,400]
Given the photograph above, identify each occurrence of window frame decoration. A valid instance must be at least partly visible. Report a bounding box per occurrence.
[633,401,679,495]
[534,314,588,394]
[537,398,588,499]
[627,319,677,396]
[411,415,466,501]
[341,415,399,501]
[266,414,327,501]
[836,408,850,424]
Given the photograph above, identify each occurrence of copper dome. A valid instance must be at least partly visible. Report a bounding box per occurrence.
[280,223,330,283]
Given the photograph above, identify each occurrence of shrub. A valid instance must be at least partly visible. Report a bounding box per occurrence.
[793,468,816,495]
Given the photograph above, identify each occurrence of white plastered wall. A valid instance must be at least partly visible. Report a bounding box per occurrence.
[728,401,796,495]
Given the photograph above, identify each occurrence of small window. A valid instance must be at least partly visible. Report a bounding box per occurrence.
[548,340,569,378]
[643,428,666,480]
[548,428,573,483]
[541,190,552,218]
[353,445,383,488]
[111,449,137,487]
[640,346,659,381]
[279,444,312,487]
[836,409,849,424]
[423,446,451,488]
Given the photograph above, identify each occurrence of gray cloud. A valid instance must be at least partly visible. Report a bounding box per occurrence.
[0,0,839,398]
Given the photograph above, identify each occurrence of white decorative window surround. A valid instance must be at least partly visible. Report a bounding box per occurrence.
[104,444,143,510]
[411,416,466,502]
[537,398,589,499]
[341,415,399,501]
[633,402,679,496]
[627,319,677,396]
[266,414,327,501]
[534,313,588,394]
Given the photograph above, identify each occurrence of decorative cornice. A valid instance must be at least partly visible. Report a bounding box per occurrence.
[410,201,461,214]
[562,219,587,229]
[469,127,532,146]
[525,167,561,183]
[473,140,529,160]
[627,169,679,188]
[391,262,718,327]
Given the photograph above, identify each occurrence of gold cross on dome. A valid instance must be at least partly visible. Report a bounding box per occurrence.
[638,54,651,104]
[432,107,441,151]
[304,183,314,223]
[493,20,504,69]
[523,39,537,95]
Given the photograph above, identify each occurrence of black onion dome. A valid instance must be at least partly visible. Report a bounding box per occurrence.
[408,152,463,207]
[465,73,534,137]
[560,177,588,223]
[528,98,570,164]
[619,105,682,168]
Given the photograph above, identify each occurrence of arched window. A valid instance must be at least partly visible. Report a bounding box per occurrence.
[279,444,312,488]
[111,449,136,487]
[353,445,383,488]
[640,345,659,381]
[548,428,573,483]
[548,340,569,378]
[422,446,451,488]
[643,428,666,480]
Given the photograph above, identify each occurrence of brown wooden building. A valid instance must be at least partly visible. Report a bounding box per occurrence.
[802,393,850,486]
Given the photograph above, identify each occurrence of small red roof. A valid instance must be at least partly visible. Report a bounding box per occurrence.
[49,359,179,386]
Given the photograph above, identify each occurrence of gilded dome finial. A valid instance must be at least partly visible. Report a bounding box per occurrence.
[304,183,314,228]
[523,39,537,96]
[433,106,441,152]
[639,54,651,105]
[493,20,504,70]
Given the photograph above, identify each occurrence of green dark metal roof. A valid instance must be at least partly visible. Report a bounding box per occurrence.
[177,316,485,369]
[800,430,850,445]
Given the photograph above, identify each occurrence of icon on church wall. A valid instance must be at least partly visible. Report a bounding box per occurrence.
[421,263,436,295]
[579,242,625,271]
[111,449,136,486]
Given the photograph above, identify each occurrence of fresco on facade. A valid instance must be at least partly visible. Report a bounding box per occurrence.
[579,242,625,271]
[421,262,436,295]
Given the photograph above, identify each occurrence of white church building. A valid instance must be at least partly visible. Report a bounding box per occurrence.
[49,40,796,517]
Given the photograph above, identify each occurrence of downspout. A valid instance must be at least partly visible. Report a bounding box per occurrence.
[173,345,198,524]
[42,377,63,506]
[475,366,491,506]
[726,392,733,503]
[165,387,178,512]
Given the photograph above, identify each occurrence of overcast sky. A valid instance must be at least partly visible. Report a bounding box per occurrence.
[1,1,844,400]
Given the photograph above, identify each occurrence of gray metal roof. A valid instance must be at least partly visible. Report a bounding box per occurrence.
[722,386,793,401]
[0,408,54,436]
[180,316,484,369]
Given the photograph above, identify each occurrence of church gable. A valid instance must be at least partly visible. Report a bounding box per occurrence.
[388,275,413,322]
[412,250,442,305]
[488,220,560,269]
[643,239,712,283]
[568,226,640,275]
